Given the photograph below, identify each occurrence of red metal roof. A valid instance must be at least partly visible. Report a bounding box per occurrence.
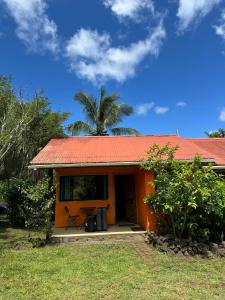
[188,138,225,165]
[30,135,219,166]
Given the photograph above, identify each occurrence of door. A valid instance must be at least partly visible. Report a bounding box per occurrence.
[115,175,137,223]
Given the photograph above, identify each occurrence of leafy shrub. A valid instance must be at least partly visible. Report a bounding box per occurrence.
[20,177,55,238]
[142,144,225,241]
[0,177,55,239]
[2,178,29,226]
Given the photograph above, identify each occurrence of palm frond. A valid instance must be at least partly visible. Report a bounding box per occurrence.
[99,94,119,122]
[118,103,134,117]
[111,127,140,136]
[67,121,95,136]
[74,92,97,125]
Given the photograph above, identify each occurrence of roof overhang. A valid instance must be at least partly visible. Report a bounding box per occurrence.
[28,161,140,169]
[28,158,216,170]
[211,165,225,170]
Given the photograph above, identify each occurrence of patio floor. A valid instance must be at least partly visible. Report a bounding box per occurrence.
[52,224,146,238]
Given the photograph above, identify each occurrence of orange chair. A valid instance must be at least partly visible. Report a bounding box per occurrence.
[64,206,80,227]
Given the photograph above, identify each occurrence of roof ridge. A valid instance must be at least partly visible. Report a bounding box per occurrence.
[53,134,179,139]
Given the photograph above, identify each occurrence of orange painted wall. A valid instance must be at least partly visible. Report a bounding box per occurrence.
[55,166,156,230]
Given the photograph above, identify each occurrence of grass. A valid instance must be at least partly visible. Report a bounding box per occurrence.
[1,227,225,299]
[0,220,45,250]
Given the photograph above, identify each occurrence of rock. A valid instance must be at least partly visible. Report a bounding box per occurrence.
[174,247,179,253]
[160,245,168,252]
[209,243,219,253]
[197,243,209,255]
[192,246,198,253]
[188,250,194,256]
[221,241,225,248]
[167,249,175,255]
[176,251,184,257]
[163,234,174,242]
[217,248,225,257]
[169,244,175,250]
[146,232,225,259]
[203,251,214,259]
[156,238,163,246]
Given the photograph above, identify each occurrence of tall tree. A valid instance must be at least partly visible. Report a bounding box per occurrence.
[0,76,33,163]
[0,75,69,179]
[205,129,225,138]
[68,87,139,136]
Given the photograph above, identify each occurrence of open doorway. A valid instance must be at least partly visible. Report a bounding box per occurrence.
[115,175,137,225]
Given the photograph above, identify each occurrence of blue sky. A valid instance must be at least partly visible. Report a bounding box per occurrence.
[1,0,225,137]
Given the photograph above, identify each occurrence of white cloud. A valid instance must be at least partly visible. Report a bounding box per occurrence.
[214,10,225,41]
[136,102,155,115]
[154,106,169,115]
[176,101,187,107]
[2,0,59,54]
[65,21,166,84]
[219,107,225,121]
[177,0,221,31]
[103,0,154,21]
[65,29,111,61]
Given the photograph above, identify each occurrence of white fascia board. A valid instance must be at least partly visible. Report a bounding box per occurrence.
[28,158,215,170]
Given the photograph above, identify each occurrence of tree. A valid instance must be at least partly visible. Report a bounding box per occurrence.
[0,76,34,163]
[0,75,69,179]
[205,128,225,137]
[68,87,139,136]
[142,144,225,241]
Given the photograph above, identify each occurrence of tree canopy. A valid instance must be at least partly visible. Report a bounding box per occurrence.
[68,87,139,136]
[0,75,69,179]
[205,128,225,138]
[142,144,225,241]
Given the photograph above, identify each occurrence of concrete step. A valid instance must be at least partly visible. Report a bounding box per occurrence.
[51,231,146,244]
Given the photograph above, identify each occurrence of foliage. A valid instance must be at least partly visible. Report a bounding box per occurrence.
[3,178,29,227]
[20,177,55,236]
[0,177,55,238]
[142,144,225,241]
[205,128,225,137]
[0,75,69,179]
[0,75,33,163]
[68,86,139,136]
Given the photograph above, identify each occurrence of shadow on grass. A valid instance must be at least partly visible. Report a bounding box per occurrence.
[0,216,46,250]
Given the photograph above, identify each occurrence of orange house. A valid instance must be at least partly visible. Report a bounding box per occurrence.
[29,135,225,231]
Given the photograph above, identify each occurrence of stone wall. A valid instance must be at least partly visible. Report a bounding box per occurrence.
[146,232,225,258]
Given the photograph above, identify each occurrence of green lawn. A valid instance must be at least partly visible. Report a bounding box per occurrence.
[1,228,225,300]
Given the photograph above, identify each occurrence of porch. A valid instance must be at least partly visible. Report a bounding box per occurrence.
[54,165,156,232]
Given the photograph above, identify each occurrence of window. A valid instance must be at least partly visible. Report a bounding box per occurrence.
[60,175,108,201]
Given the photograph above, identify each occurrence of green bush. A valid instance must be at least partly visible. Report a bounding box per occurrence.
[20,178,55,238]
[2,178,28,226]
[142,144,225,241]
[0,177,55,239]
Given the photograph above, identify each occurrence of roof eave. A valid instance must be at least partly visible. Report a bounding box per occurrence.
[28,161,141,169]
[28,158,216,170]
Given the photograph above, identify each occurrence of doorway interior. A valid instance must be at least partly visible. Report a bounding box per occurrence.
[114,174,137,225]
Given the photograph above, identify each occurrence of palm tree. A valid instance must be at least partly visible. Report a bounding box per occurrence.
[68,87,139,136]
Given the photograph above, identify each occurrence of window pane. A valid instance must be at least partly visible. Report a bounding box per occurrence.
[60,175,108,201]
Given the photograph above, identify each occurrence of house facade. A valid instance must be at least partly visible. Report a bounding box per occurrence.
[29,135,225,231]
